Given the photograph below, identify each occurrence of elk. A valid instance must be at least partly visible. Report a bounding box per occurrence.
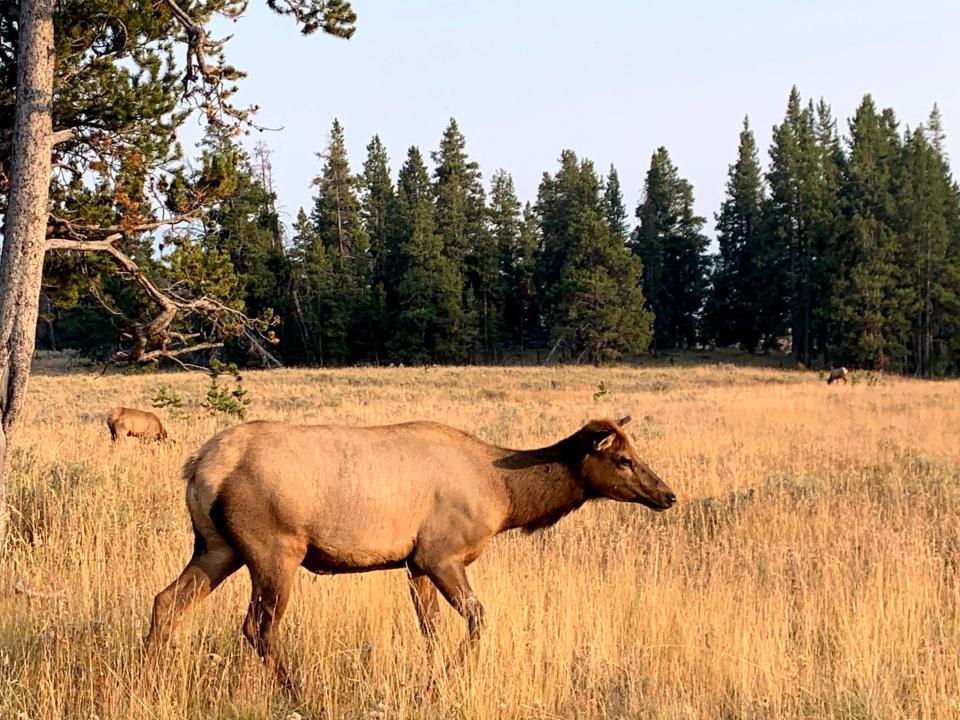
[145,416,675,694]
[107,407,167,442]
[827,367,849,385]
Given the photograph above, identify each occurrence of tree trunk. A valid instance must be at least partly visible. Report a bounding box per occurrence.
[37,293,56,352]
[290,284,315,364]
[0,0,56,549]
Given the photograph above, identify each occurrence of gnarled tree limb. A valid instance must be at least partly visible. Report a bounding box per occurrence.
[45,236,281,367]
[49,210,203,237]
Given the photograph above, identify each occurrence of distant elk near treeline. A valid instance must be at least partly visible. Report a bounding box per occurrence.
[827,367,849,385]
[145,416,675,694]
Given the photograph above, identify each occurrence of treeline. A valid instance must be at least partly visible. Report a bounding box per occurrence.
[707,90,960,376]
[47,88,960,374]
[279,119,651,366]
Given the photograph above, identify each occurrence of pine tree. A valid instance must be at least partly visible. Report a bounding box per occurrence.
[763,87,823,363]
[310,119,374,363]
[603,166,629,239]
[537,155,651,361]
[631,147,708,350]
[558,209,652,364]
[899,117,960,376]
[360,135,395,362]
[361,136,394,288]
[487,170,526,356]
[536,149,611,343]
[922,106,960,375]
[288,209,318,363]
[491,170,536,351]
[515,203,543,351]
[290,207,343,367]
[832,95,907,370]
[926,104,947,155]
[432,118,485,356]
[809,99,846,363]
[536,150,585,314]
[391,147,464,363]
[199,131,285,319]
[311,120,367,257]
[196,132,297,364]
[706,117,765,351]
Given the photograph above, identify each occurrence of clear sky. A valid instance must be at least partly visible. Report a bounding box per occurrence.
[208,1,960,239]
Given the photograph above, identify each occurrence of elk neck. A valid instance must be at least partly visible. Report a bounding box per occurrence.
[493,436,591,533]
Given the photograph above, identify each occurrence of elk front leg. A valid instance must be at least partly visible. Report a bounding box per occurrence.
[242,546,303,698]
[408,568,444,692]
[425,561,485,663]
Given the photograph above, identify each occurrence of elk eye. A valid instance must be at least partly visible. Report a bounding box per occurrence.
[616,457,634,470]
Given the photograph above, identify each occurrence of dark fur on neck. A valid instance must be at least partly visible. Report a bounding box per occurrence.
[494,421,622,533]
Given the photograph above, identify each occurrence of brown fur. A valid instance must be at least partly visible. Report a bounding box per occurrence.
[827,367,849,385]
[106,407,167,442]
[145,416,675,694]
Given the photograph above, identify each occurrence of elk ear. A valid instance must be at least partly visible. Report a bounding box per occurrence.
[618,415,632,426]
[593,433,616,452]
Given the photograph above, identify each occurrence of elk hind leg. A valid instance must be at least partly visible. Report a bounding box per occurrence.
[408,571,441,639]
[408,569,444,689]
[146,539,240,654]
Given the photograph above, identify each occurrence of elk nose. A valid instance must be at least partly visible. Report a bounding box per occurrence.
[665,493,677,506]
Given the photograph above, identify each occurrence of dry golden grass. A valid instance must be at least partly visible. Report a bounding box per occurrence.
[1,359,958,719]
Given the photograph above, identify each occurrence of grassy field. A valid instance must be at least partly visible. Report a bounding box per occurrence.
[1,358,958,719]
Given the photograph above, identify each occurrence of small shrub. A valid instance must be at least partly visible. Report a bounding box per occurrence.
[151,384,183,414]
[593,381,608,401]
[204,360,251,419]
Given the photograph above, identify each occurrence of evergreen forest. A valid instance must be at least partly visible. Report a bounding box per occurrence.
[41,90,960,376]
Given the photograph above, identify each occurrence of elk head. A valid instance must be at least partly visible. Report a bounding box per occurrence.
[579,416,676,511]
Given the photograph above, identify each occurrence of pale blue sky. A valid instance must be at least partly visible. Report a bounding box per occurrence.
[206,1,959,238]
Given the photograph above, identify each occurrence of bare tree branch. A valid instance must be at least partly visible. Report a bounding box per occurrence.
[49,209,203,237]
[243,329,283,368]
[85,277,123,316]
[45,236,279,366]
[51,129,75,146]
[164,0,224,98]
[136,341,223,363]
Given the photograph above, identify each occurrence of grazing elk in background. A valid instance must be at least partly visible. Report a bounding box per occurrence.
[827,367,849,385]
[145,416,675,694]
[106,407,167,442]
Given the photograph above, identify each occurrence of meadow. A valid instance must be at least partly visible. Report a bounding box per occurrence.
[0,357,958,719]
